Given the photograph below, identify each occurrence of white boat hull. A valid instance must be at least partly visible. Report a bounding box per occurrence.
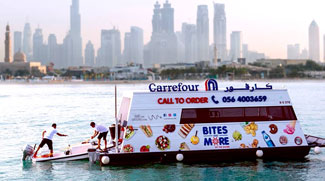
[32,143,93,162]
[33,152,89,162]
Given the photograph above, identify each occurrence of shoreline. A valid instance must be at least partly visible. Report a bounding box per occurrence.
[1,78,325,85]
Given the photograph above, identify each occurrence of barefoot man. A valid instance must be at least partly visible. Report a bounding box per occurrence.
[90,122,108,150]
[33,123,68,157]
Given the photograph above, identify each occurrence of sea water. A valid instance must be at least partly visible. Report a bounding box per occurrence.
[0,81,325,180]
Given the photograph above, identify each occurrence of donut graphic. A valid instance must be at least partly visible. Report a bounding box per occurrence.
[294,136,303,145]
[279,136,288,145]
[269,124,278,134]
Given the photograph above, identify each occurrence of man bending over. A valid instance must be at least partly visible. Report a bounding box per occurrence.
[90,122,108,150]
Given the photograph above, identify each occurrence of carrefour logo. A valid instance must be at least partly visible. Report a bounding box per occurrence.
[148,79,219,92]
[205,79,218,91]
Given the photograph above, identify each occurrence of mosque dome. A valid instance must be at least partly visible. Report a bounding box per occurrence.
[13,50,26,62]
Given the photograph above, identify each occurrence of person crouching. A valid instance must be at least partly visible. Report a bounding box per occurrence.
[90,122,108,150]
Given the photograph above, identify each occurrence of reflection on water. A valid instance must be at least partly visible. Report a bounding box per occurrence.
[15,155,315,180]
[98,160,312,180]
[22,161,33,171]
[36,162,53,171]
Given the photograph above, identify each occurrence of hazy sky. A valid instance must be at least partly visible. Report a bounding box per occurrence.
[0,0,325,61]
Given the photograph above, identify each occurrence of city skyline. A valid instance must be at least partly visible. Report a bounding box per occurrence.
[0,0,325,62]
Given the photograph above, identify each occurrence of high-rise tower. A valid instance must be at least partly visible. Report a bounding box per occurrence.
[123,26,144,65]
[152,2,161,34]
[64,0,83,66]
[14,31,22,54]
[182,23,197,63]
[33,28,44,62]
[308,20,320,62]
[230,31,242,61]
[197,5,209,61]
[145,0,177,67]
[97,28,121,67]
[85,41,95,66]
[4,24,12,63]
[213,3,227,60]
[70,0,81,35]
[287,44,300,59]
[161,0,174,34]
[23,23,32,60]
[48,34,58,65]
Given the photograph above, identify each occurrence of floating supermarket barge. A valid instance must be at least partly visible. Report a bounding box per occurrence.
[23,79,325,164]
[98,79,316,166]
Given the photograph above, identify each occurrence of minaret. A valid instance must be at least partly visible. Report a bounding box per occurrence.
[4,24,12,63]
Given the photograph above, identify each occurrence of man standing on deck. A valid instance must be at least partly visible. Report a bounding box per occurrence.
[33,123,68,157]
[90,122,108,150]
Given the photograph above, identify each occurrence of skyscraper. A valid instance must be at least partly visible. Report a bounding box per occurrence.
[160,0,174,34]
[62,34,72,68]
[97,28,121,67]
[175,31,185,62]
[33,28,44,62]
[123,26,144,65]
[196,5,209,61]
[56,44,64,68]
[14,31,22,54]
[287,44,300,59]
[300,48,308,59]
[145,1,177,67]
[85,41,95,66]
[182,23,197,63]
[23,22,32,60]
[48,34,58,65]
[241,44,265,63]
[123,32,131,64]
[152,2,161,33]
[4,24,12,63]
[308,20,320,62]
[230,31,242,61]
[213,3,227,60]
[63,0,83,66]
[70,0,81,35]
